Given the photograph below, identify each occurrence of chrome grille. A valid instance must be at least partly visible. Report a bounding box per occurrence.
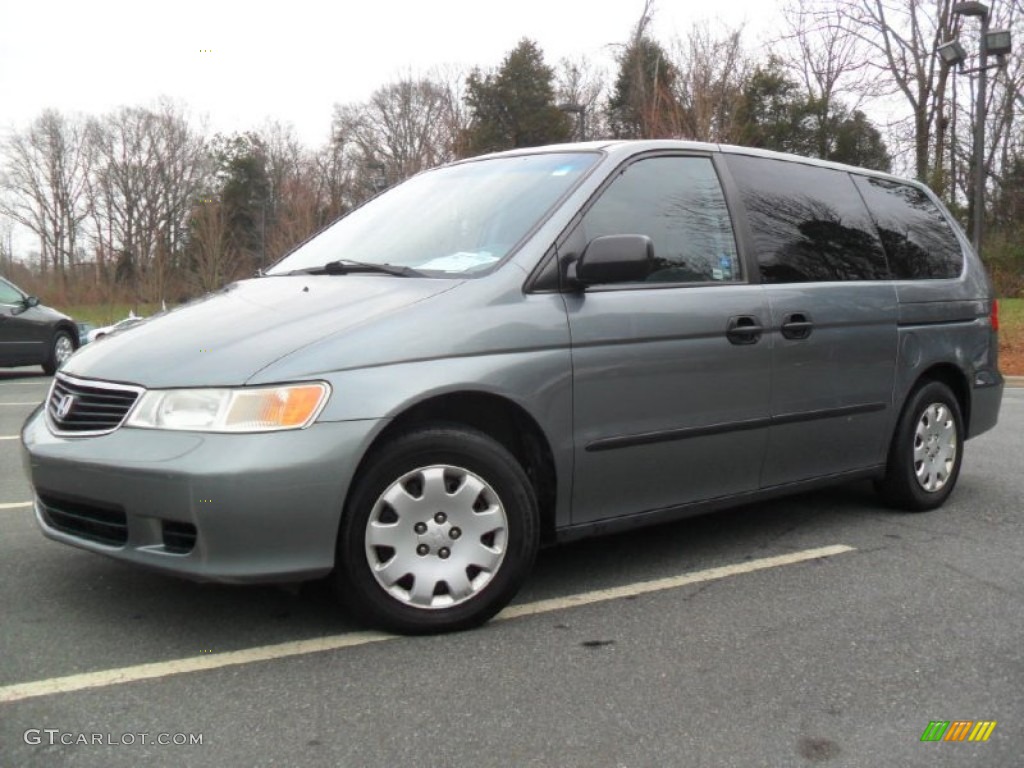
[47,374,143,435]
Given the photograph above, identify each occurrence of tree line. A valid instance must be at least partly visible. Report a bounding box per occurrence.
[2,0,1022,304]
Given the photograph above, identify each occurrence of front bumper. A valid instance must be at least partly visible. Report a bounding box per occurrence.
[21,406,383,583]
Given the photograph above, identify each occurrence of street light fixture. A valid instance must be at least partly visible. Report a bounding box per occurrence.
[985,29,1013,56]
[937,1,1013,258]
[937,40,968,68]
[953,1,987,17]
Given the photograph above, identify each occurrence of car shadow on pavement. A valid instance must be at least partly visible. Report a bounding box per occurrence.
[0,369,50,382]
[11,480,880,658]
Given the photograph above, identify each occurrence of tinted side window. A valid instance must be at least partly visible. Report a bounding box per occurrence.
[726,155,889,283]
[852,176,963,279]
[581,156,741,283]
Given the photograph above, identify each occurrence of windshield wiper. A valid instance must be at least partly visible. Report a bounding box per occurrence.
[285,259,423,277]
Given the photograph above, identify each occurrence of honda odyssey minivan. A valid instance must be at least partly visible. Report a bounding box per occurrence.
[21,140,1003,634]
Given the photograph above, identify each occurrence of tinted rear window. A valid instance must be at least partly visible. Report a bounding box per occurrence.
[726,155,889,283]
[852,176,963,279]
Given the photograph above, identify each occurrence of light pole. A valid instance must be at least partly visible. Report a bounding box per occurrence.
[369,162,387,193]
[937,2,1013,257]
[557,103,587,142]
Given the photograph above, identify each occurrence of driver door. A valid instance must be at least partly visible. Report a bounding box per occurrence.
[0,278,40,366]
[563,154,771,525]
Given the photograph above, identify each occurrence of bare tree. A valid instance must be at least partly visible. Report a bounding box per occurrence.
[556,56,608,140]
[780,0,882,157]
[671,22,750,142]
[86,103,207,299]
[311,137,355,223]
[431,64,474,159]
[188,197,234,293]
[0,217,14,277]
[266,170,323,259]
[333,75,463,191]
[837,0,954,182]
[0,110,90,279]
[148,100,209,301]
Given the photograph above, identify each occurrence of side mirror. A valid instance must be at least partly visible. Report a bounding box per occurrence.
[24,296,40,308]
[568,234,654,288]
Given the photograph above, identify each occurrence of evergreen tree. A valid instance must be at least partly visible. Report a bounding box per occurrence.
[607,35,679,139]
[829,110,891,172]
[464,39,572,155]
[211,133,270,268]
[735,59,812,155]
[736,59,890,171]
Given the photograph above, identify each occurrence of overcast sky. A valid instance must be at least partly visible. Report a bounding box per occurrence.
[1,0,782,147]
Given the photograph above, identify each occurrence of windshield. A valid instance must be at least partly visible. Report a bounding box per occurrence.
[267,152,600,277]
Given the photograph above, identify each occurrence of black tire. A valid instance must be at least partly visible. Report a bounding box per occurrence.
[876,381,964,512]
[335,425,539,634]
[42,329,76,376]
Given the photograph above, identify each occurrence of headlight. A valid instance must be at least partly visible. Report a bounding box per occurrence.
[125,383,330,432]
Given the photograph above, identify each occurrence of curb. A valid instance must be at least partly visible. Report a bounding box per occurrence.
[1006,376,1024,388]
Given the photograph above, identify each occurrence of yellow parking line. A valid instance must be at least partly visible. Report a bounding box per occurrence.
[0,544,854,703]
[0,502,32,510]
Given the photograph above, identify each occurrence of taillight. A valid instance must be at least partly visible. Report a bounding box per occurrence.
[991,299,999,332]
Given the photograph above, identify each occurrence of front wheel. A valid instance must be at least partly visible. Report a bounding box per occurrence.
[876,381,964,511]
[335,425,539,634]
[42,330,76,375]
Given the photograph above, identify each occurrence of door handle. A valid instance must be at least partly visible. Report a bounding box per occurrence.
[726,315,763,345]
[781,312,813,340]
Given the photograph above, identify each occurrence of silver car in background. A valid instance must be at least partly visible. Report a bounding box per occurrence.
[21,141,1003,634]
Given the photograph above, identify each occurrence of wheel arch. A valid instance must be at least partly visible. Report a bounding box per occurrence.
[908,363,971,435]
[347,391,559,545]
[54,320,80,347]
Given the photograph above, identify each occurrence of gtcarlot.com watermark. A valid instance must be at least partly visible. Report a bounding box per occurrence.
[24,729,203,747]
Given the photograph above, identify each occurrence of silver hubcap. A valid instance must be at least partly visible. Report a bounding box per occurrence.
[54,335,74,366]
[364,465,508,610]
[913,403,957,493]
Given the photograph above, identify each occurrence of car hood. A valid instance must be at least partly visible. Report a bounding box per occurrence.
[63,276,461,387]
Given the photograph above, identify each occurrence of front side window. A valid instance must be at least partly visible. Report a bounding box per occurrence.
[0,279,25,306]
[580,155,741,284]
[267,152,600,277]
[725,155,889,283]
[852,176,963,279]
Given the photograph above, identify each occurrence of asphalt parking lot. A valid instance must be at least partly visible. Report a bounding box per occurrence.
[1,369,1022,767]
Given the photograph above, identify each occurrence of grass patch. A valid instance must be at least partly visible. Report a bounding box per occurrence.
[1000,297,1023,375]
[62,303,161,326]
[1001,297,1024,327]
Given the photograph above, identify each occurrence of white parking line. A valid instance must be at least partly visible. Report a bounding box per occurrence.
[0,402,40,406]
[0,502,32,510]
[0,436,20,441]
[0,544,853,703]
[498,544,855,619]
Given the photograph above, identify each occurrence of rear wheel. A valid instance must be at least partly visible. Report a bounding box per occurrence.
[876,381,963,511]
[335,425,539,634]
[42,330,75,375]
